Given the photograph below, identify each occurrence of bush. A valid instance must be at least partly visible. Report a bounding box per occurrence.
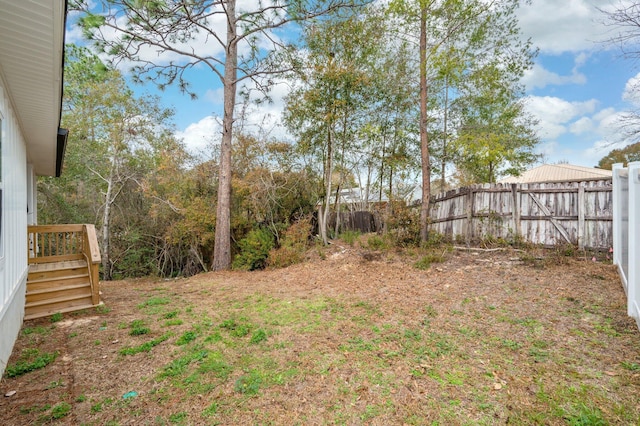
[268,217,312,269]
[366,235,389,251]
[384,201,421,247]
[339,230,361,246]
[232,227,275,271]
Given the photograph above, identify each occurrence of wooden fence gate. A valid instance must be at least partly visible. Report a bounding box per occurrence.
[429,179,613,249]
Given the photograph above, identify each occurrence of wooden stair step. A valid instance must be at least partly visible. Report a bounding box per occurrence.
[24,302,100,321]
[27,273,90,287]
[26,282,91,303]
[29,265,89,281]
[27,282,90,295]
[29,259,87,272]
[25,293,93,309]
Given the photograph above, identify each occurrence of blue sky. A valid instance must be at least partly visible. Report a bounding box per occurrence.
[517,0,639,167]
[67,0,640,168]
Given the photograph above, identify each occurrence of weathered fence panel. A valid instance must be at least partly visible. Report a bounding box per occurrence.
[329,211,380,234]
[430,179,613,249]
[613,162,640,330]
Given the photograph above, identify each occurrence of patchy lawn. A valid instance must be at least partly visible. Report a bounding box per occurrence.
[1,245,639,425]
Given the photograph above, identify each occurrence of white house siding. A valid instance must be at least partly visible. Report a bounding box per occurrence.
[0,81,31,376]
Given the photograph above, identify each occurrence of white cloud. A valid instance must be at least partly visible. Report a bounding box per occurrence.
[204,88,225,105]
[236,79,293,141]
[517,0,609,55]
[522,63,587,90]
[175,79,293,157]
[175,116,221,157]
[570,117,594,134]
[525,96,598,138]
[623,72,640,106]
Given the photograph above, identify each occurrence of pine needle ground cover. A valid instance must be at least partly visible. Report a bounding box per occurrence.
[1,247,639,425]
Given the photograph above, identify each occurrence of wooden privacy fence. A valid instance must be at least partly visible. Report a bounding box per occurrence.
[429,179,613,249]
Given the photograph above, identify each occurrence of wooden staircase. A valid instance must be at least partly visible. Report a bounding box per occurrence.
[26,225,102,320]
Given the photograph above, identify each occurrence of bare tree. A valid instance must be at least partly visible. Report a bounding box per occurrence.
[600,1,640,62]
[73,0,362,270]
[600,2,640,143]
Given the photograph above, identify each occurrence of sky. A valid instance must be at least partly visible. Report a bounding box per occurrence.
[67,0,640,169]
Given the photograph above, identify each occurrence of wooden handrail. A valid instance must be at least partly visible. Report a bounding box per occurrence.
[82,224,101,305]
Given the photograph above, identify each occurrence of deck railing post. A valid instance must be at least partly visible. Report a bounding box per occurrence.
[82,224,101,306]
[628,162,640,325]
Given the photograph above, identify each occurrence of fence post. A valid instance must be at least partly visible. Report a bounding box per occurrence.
[628,162,640,324]
[511,184,521,241]
[466,187,474,244]
[612,163,623,269]
[577,183,585,249]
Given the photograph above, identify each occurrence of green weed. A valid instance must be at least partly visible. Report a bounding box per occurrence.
[176,331,198,346]
[22,326,50,336]
[621,361,640,371]
[250,329,267,344]
[50,402,72,420]
[5,350,58,378]
[119,333,171,355]
[129,319,150,336]
[234,371,262,395]
[138,297,170,309]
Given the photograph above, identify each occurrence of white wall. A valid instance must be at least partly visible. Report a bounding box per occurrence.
[0,80,29,377]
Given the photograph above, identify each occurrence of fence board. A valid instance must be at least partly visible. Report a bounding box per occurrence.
[430,179,613,249]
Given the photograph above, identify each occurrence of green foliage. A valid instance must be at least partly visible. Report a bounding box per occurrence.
[366,235,388,250]
[158,349,210,379]
[119,333,171,355]
[232,228,275,271]
[129,319,150,336]
[268,217,312,268]
[234,371,262,395]
[598,141,640,169]
[250,329,268,344]
[50,312,63,323]
[50,402,72,420]
[176,331,198,346]
[339,230,361,246]
[621,361,640,371]
[563,403,607,426]
[385,201,421,247]
[5,350,59,378]
[414,251,446,270]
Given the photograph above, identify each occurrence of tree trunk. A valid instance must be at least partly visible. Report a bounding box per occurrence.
[101,157,116,281]
[212,0,237,271]
[419,4,431,243]
[321,123,333,245]
[441,73,449,193]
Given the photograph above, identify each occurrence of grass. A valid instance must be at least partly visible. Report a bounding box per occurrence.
[4,349,59,378]
[3,250,639,425]
[119,333,171,355]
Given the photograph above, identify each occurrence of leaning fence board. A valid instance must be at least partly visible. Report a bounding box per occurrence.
[430,179,613,249]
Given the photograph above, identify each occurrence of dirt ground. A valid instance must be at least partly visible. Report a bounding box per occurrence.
[1,244,639,425]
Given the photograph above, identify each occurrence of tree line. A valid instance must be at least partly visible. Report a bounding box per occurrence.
[43,0,631,278]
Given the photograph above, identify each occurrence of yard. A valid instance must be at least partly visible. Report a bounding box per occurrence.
[1,243,639,425]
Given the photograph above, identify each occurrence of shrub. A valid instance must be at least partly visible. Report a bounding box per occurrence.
[384,201,421,247]
[232,227,275,271]
[339,230,361,246]
[367,235,388,250]
[268,217,312,268]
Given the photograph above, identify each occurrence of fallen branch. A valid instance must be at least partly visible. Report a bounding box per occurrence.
[453,246,525,253]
